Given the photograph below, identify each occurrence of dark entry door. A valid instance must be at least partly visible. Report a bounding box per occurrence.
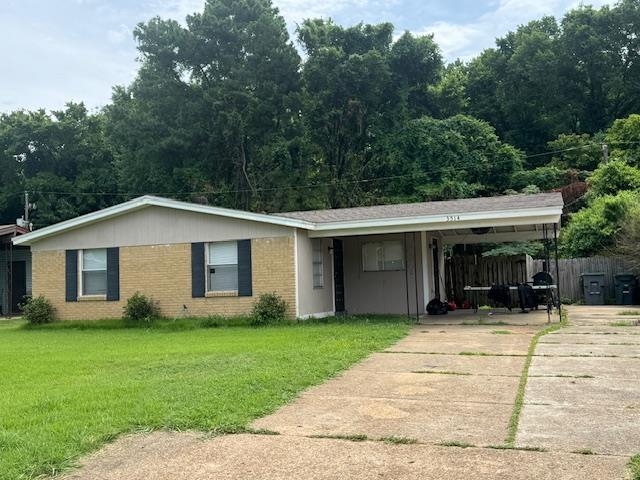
[10,261,27,314]
[333,239,345,313]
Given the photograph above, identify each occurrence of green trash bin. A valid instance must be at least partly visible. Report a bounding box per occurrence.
[615,274,637,305]
[581,273,606,305]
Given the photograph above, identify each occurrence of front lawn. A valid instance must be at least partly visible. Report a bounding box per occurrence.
[0,318,409,479]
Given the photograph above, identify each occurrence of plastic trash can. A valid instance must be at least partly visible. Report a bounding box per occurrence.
[581,273,606,305]
[614,274,637,305]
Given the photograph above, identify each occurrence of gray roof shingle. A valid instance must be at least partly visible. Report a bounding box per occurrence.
[276,192,564,224]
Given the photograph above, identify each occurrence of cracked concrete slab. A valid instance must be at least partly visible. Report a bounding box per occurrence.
[301,370,520,403]
[62,432,627,480]
[523,376,640,406]
[529,355,640,379]
[535,342,640,357]
[517,404,640,455]
[252,394,515,445]
[540,333,640,344]
[357,352,525,376]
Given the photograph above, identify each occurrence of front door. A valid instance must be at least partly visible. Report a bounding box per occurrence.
[10,261,27,314]
[333,239,345,313]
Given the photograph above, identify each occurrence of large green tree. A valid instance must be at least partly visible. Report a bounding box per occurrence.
[106,0,306,212]
[0,104,117,226]
[375,115,523,202]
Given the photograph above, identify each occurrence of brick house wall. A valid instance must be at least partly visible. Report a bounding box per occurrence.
[32,237,296,321]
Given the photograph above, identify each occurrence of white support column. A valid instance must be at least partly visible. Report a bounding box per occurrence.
[438,237,446,299]
[293,228,300,318]
[421,231,429,312]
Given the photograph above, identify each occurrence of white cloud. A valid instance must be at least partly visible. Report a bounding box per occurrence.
[417,0,616,61]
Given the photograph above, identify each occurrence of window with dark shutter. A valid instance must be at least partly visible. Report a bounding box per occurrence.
[65,250,78,302]
[191,242,206,298]
[106,247,120,301]
[237,239,252,297]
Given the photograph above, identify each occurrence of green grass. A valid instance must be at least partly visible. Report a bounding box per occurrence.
[618,310,640,316]
[492,330,512,335]
[0,317,408,480]
[629,454,640,480]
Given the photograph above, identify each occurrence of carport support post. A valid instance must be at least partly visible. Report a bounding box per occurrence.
[553,223,562,318]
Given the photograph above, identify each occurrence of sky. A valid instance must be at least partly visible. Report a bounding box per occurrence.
[0,0,613,113]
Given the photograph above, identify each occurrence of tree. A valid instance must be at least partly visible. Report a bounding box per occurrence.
[297,20,396,207]
[389,31,443,118]
[0,104,117,226]
[510,165,571,192]
[377,115,523,202]
[606,114,640,166]
[467,17,569,154]
[106,0,304,211]
[587,159,640,198]
[547,133,603,171]
[561,190,639,257]
[614,207,640,274]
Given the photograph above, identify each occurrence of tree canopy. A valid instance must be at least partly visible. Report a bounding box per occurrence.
[0,0,639,255]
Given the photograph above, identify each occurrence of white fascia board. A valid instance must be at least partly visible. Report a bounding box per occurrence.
[440,230,550,245]
[307,208,562,238]
[13,195,313,246]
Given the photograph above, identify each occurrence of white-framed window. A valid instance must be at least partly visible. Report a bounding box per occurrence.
[312,239,324,288]
[207,241,238,292]
[362,241,405,272]
[80,248,107,295]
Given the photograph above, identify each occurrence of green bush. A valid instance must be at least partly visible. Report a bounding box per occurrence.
[21,295,55,324]
[251,293,287,326]
[123,292,160,326]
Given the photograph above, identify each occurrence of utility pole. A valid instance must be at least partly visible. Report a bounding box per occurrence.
[602,143,609,164]
[24,191,29,223]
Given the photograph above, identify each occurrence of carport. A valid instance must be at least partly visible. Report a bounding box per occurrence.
[281,192,565,318]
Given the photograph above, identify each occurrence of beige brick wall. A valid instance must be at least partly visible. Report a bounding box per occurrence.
[32,237,296,320]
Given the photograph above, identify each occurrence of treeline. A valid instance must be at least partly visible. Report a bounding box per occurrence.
[1,0,639,229]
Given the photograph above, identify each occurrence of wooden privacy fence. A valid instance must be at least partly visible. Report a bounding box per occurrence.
[446,255,533,304]
[531,256,634,303]
[446,254,635,304]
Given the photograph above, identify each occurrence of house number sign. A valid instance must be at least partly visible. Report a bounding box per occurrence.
[445,215,461,222]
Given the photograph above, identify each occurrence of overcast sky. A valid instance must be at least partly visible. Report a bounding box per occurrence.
[0,0,612,113]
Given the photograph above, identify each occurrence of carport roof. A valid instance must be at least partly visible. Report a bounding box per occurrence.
[279,193,563,224]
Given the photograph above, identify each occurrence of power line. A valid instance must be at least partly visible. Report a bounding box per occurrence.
[4,140,638,200]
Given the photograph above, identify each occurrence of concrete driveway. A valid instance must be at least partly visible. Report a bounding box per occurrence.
[64,309,635,479]
[518,305,640,456]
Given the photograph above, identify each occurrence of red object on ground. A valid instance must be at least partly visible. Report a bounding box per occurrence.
[447,300,457,311]
[461,300,471,309]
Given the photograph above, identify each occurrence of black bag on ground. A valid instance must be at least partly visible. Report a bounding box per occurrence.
[427,298,449,315]
[488,285,512,311]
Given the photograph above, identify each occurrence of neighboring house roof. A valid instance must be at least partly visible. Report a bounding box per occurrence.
[13,192,564,246]
[278,193,563,223]
[0,224,29,242]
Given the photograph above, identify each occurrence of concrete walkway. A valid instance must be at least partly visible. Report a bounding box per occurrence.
[63,309,634,479]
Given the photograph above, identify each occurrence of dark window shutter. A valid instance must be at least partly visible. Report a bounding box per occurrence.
[237,239,252,297]
[65,250,78,302]
[106,247,120,301]
[191,242,205,298]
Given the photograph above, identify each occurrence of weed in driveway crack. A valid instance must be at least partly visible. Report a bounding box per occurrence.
[504,310,568,447]
[629,454,640,480]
